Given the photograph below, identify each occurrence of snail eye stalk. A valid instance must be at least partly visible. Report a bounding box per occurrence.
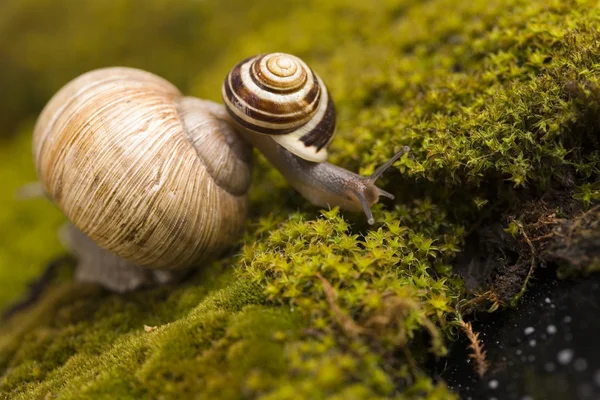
[366,146,410,184]
[357,146,411,224]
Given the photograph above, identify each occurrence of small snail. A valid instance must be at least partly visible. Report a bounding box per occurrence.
[32,52,408,291]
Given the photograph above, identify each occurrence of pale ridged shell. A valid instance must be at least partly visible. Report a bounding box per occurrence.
[33,67,251,269]
[222,53,336,163]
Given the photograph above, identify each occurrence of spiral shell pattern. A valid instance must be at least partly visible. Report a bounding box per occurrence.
[33,67,251,270]
[222,53,336,163]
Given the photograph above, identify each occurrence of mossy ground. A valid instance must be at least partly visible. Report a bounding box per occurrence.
[1,0,599,398]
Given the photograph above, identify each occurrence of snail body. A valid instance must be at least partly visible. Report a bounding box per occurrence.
[33,53,407,291]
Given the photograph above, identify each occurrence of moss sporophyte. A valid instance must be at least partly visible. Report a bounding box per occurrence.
[1,0,599,398]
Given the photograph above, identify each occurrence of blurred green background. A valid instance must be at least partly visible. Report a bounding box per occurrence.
[0,0,309,138]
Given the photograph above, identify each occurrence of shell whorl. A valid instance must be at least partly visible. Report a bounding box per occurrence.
[33,67,251,270]
[222,53,336,163]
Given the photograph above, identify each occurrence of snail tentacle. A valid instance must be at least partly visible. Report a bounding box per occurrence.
[366,146,411,184]
[354,146,411,223]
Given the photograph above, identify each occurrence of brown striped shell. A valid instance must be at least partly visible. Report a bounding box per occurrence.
[33,67,252,270]
[222,53,336,163]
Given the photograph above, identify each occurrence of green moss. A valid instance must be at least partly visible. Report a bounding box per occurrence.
[0,268,281,399]
[241,206,462,354]
[1,0,600,398]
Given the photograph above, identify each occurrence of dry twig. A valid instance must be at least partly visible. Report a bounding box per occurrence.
[459,320,488,377]
[315,273,365,337]
[510,218,536,306]
[567,204,600,247]
[461,288,504,313]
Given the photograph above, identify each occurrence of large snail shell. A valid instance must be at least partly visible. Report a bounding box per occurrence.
[222,53,336,163]
[33,67,251,269]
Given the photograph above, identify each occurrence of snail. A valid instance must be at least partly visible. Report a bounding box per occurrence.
[32,52,409,292]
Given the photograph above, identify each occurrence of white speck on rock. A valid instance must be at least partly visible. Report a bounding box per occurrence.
[524,326,535,335]
[488,379,499,389]
[544,297,551,304]
[557,349,574,365]
[529,339,537,347]
[563,316,572,323]
[547,324,557,334]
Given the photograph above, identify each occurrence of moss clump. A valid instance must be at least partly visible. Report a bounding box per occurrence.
[1,0,600,398]
[242,206,462,354]
[0,268,281,399]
